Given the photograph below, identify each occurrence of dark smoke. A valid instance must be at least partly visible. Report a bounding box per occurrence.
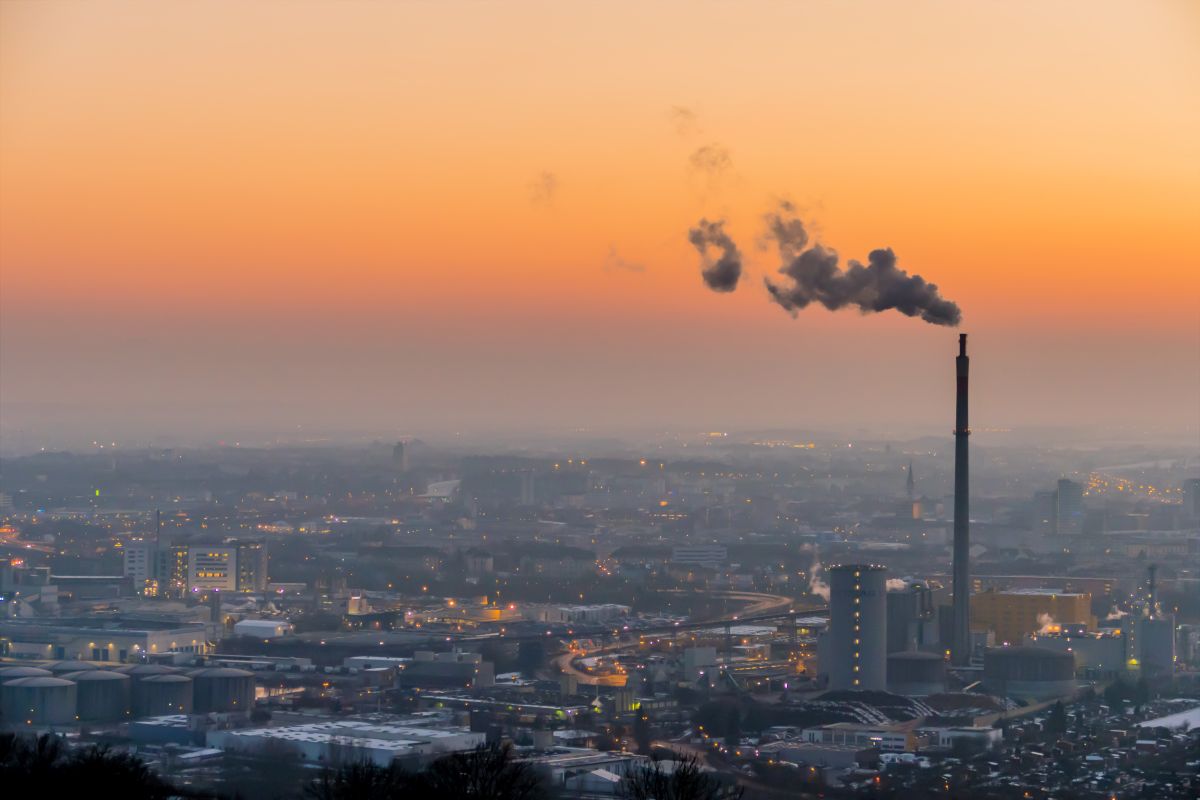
[766,245,961,326]
[688,219,742,292]
[754,202,961,326]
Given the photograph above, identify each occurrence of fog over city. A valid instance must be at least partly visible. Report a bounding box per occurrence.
[1,2,1198,799]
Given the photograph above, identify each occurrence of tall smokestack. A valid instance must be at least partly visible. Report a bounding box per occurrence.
[952,333,971,666]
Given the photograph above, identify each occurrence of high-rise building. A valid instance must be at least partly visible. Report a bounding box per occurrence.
[188,547,237,591]
[823,564,888,690]
[234,540,269,592]
[1055,478,1084,536]
[1032,491,1058,537]
[1182,478,1200,521]
[122,543,157,590]
[157,544,190,596]
[392,441,408,472]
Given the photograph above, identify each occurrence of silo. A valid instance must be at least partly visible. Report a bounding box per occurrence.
[49,660,100,675]
[824,564,888,690]
[0,666,53,680]
[116,664,183,681]
[1,676,78,726]
[887,652,946,696]
[1135,617,1175,678]
[133,674,194,717]
[61,670,132,722]
[983,646,1075,701]
[190,667,255,713]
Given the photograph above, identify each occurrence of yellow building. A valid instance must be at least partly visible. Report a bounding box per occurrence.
[971,589,1095,645]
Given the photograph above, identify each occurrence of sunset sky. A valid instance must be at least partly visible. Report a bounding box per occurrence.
[2,1,1198,446]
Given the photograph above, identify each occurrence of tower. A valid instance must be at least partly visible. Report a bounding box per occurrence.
[951,333,971,666]
[906,459,915,502]
[823,564,888,690]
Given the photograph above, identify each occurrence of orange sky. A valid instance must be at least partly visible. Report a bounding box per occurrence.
[1,1,1198,444]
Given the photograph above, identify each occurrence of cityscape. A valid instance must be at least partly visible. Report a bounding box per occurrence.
[1,2,1198,799]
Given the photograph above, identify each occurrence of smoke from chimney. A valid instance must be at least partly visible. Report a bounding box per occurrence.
[808,556,830,601]
[691,201,962,326]
[688,218,742,292]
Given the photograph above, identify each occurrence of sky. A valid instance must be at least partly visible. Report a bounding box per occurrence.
[2,1,1198,448]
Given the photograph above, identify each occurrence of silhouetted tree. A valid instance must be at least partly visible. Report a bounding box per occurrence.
[420,742,549,799]
[0,734,176,799]
[305,760,414,800]
[619,755,743,800]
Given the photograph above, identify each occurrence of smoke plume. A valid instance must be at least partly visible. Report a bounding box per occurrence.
[808,557,830,601]
[688,144,732,178]
[1035,613,1059,635]
[688,219,742,292]
[669,105,701,138]
[528,171,558,207]
[691,201,963,326]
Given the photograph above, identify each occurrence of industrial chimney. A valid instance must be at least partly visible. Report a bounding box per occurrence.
[951,333,971,666]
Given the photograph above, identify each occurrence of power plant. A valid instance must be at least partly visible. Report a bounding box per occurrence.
[951,333,972,666]
[823,564,888,690]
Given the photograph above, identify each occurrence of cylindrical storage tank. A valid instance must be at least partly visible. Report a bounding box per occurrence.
[115,664,183,681]
[49,660,101,675]
[983,646,1075,701]
[61,670,131,722]
[825,564,888,690]
[887,652,946,696]
[190,667,255,713]
[133,674,193,717]
[1135,617,1175,678]
[0,666,54,680]
[1,676,78,726]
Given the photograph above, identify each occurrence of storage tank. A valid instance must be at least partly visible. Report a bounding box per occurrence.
[887,652,946,696]
[61,670,132,722]
[1,676,78,726]
[983,646,1075,701]
[190,667,255,713]
[823,564,888,690]
[0,666,54,680]
[115,664,183,681]
[49,660,101,675]
[133,674,193,717]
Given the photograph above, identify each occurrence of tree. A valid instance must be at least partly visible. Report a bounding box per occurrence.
[305,760,413,800]
[420,742,549,800]
[0,734,177,799]
[619,755,743,800]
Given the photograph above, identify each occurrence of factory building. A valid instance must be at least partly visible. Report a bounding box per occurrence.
[233,619,294,639]
[669,545,727,569]
[982,646,1076,701]
[886,652,946,696]
[886,583,938,654]
[971,589,1095,646]
[0,618,211,662]
[1025,629,1129,677]
[821,564,888,690]
[207,718,484,766]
